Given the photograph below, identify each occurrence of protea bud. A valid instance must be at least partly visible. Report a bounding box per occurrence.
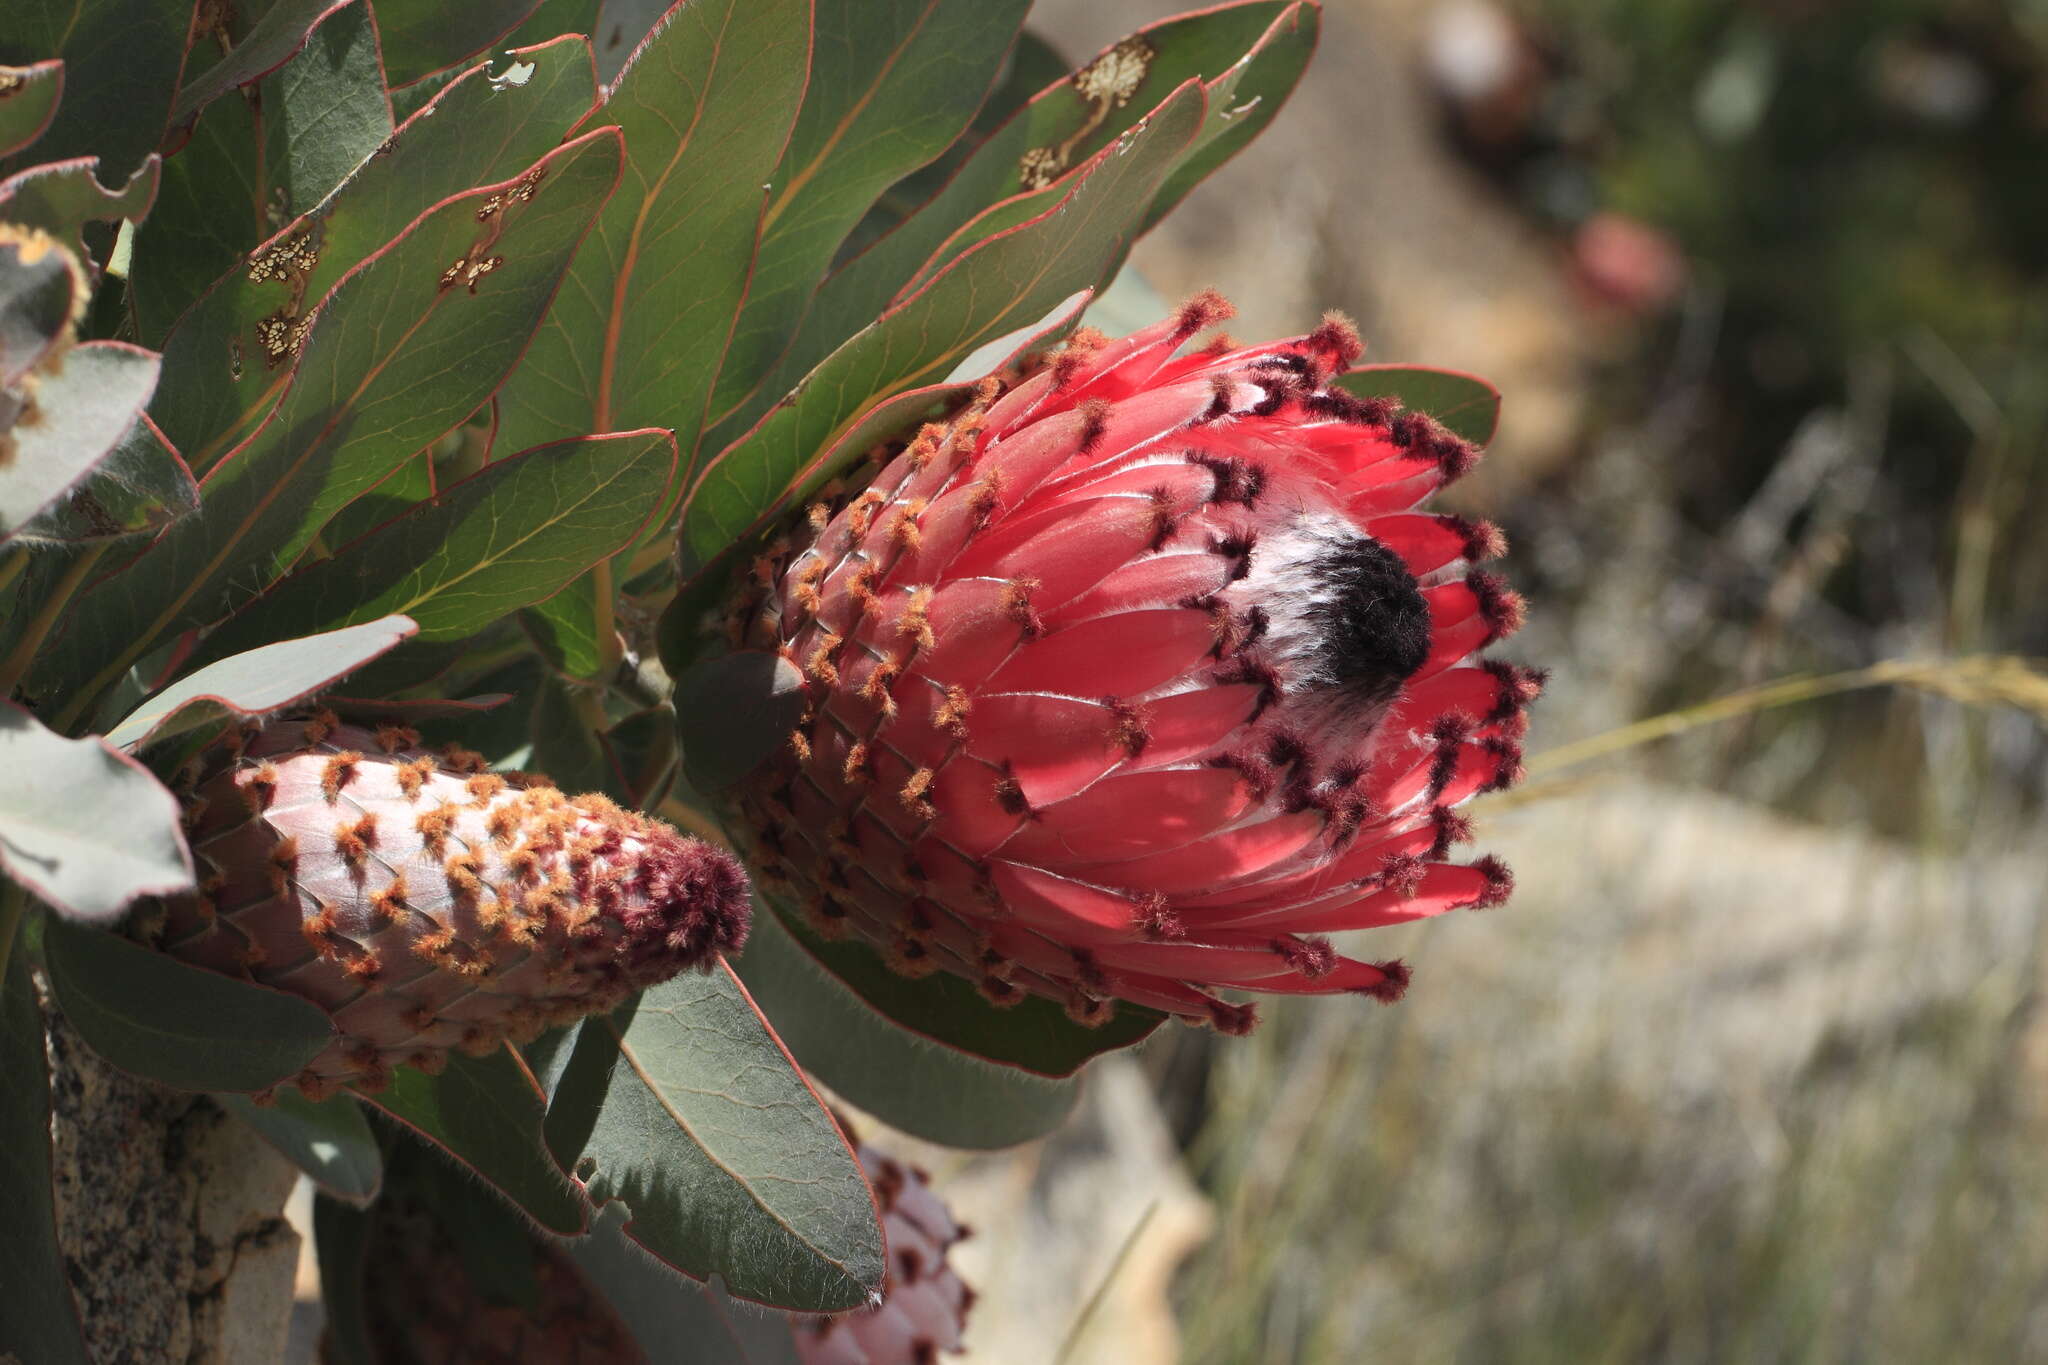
[792,1140,973,1364]
[147,713,749,1097]
[730,295,1539,1032]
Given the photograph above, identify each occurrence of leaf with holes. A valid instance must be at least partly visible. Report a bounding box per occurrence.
[133,2,391,348]
[0,701,192,922]
[29,126,625,722]
[376,0,549,87]
[493,0,810,515]
[541,966,884,1312]
[146,34,600,448]
[0,154,160,264]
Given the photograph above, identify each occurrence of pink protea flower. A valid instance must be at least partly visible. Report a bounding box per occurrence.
[732,294,1539,1033]
[149,713,750,1096]
[793,1139,973,1364]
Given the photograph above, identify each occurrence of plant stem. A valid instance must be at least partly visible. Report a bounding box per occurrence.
[590,560,623,675]
[0,882,28,995]
[0,545,27,599]
[0,543,109,708]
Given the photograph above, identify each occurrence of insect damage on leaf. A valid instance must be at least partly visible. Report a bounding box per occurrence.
[1019,35,1157,190]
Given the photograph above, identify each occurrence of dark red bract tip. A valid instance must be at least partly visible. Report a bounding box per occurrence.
[1274,934,1338,979]
[1433,432,1481,481]
[1377,852,1427,897]
[1470,855,1515,909]
[1468,571,1527,642]
[1358,959,1411,1004]
[1453,516,1508,562]
[1207,997,1260,1035]
[1175,288,1235,337]
[1303,311,1365,374]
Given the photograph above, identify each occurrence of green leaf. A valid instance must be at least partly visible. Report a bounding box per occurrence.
[677,83,1204,572]
[840,29,1070,259]
[564,1203,807,1365]
[674,650,808,793]
[735,909,1077,1148]
[0,2,189,185]
[493,0,809,496]
[673,285,1089,600]
[543,967,885,1312]
[766,893,1161,1076]
[0,217,76,383]
[170,0,359,127]
[0,700,192,921]
[147,34,600,455]
[32,126,627,715]
[588,0,672,85]
[104,615,419,752]
[0,923,91,1363]
[0,60,63,163]
[134,2,394,347]
[1335,364,1504,448]
[353,1048,587,1235]
[0,341,158,544]
[0,154,160,264]
[40,912,335,1089]
[218,1089,383,1205]
[717,3,1296,444]
[7,414,200,548]
[196,430,676,663]
[376,0,550,87]
[703,0,1033,428]
[260,1,394,218]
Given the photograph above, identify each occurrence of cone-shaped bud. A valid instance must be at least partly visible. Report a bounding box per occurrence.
[793,1141,973,1364]
[731,297,1539,1031]
[146,714,749,1096]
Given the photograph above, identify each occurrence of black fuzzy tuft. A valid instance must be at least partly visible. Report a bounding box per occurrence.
[1303,536,1432,705]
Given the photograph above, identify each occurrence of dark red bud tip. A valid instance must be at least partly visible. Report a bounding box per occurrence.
[1468,571,1527,642]
[1077,398,1112,453]
[1358,959,1412,1004]
[1453,516,1508,562]
[1274,934,1338,979]
[1303,311,1365,373]
[1378,852,1427,897]
[1175,288,1235,337]
[1430,805,1475,858]
[1434,432,1481,481]
[1470,855,1515,909]
[1480,737,1526,793]
[1207,997,1260,1035]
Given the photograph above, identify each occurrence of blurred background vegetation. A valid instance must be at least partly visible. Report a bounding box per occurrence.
[891,2,2048,1362]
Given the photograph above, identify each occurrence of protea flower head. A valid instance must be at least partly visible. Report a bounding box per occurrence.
[793,1138,974,1364]
[146,712,749,1097]
[729,294,1539,1033]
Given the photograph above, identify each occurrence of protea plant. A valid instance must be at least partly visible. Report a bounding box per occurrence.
[0,0,1528,1359]
[715,299,1535,1035]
